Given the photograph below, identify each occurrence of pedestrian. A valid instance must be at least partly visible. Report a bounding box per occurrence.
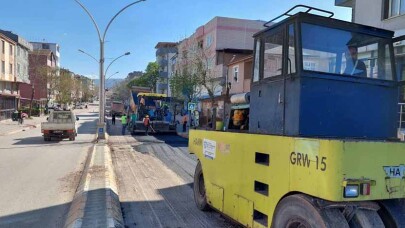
[112,113,116,125]
[143,114,150,135]
[182,113,188,132]
[17,111,23,125]
[121,114,127,135]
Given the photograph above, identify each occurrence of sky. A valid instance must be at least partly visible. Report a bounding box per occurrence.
[1,0,351,80]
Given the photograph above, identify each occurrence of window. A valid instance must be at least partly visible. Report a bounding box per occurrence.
[1,41,4,54]
[233,66,239,82]
[384,0,405,18]
[288,24,296,74]
[1,61,4,74]
[301,23,393,80]
[42,43,50,49]
[253,40,261,82]
[206,35,213,48]
[17,47,20,56]
[263,30,284,78]
[17,64,20,75]
[9,64,13,74]
[9,44,12,55]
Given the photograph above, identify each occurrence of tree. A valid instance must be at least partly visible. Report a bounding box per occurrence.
[112,79,131,102]
[56,69,74,105]
[127,62,162,91]
[127,74,150,88]
[169,62,200,101]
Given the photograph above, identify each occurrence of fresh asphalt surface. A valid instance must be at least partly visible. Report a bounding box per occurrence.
[0,109,97,227]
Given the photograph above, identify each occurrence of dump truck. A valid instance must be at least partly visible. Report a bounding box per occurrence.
[189,5,405,228]
[111,101,125,117]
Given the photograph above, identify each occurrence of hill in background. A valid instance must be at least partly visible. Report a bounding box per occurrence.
[93,78,124,89]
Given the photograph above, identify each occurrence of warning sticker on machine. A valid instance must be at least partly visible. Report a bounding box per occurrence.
[203,139,216,160]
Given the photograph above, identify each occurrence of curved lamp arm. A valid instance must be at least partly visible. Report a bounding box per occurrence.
[103,0,146,41]
[73,0,102,42]
[105,52,130,76]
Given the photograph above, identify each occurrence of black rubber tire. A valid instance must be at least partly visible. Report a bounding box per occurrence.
[349,209,384,228]
[272,194,349,228]
[69,137,75,141]
[44,137,51,141]
[193,161,210,211]
[378,199,405,228]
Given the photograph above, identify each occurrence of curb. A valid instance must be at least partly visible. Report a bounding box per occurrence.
[64,137,123,228]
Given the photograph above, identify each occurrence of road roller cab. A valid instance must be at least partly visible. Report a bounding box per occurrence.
[190,5,405,228]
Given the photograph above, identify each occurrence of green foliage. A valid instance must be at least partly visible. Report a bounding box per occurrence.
[169,64,200,101]
[127,62,162,91]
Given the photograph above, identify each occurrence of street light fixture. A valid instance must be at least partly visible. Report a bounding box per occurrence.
[78,49,98,63]
[73,0,146,139]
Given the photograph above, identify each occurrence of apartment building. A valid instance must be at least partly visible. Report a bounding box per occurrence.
[0,33,18,120]
[174,16,263,121]
[155,42,177,96]
[31,42,60,68]
[20,50,56,111]
[227,55,253,95]
[0,30,32,84]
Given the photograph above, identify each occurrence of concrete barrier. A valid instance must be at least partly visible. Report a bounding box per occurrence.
[64,139,123,228]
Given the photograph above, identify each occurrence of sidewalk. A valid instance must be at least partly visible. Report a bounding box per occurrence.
[0,115,48,136]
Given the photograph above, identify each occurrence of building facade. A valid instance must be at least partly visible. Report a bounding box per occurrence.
[173,17,264,122]
[20,50,56,112]
[0,30,33,84]
[155,42,177,96]
[0,33,18,120]
[227,55,253,95]
[31,42,60,68]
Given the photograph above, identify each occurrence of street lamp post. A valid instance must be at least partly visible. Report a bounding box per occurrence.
[73,0,145,139]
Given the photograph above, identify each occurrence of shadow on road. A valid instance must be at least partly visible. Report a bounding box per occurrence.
[12,136,62,145]
[0,202,70,228]
[119,184,239,228]
[77,119,98,134]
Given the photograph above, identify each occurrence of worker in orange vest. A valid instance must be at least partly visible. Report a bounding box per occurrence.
[143,114,151,135]
[182,113,188,132]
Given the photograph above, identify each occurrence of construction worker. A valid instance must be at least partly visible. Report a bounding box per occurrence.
[143,114,151,135]
[121,114,128,135]
[182,113,188,132]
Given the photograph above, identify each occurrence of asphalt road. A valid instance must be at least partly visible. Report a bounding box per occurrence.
[0,109,97,228]
[108,122,238,228]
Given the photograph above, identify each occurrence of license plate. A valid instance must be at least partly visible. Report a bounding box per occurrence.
[383,165,405,178]
[53,130,63,133]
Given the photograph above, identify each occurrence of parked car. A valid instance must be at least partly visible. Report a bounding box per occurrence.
[41,110,79,141]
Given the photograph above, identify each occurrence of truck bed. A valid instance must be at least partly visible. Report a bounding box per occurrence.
[41,122,75,131]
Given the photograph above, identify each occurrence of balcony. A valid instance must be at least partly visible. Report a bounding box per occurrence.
[159,71,168,78]
[158,59,168,66]
[335,0,354,7]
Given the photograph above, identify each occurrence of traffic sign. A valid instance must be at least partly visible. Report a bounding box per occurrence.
[188,102,196,111]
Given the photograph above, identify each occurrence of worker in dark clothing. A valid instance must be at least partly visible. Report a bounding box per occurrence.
[112,113,116,125]
[344,46,367,77]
